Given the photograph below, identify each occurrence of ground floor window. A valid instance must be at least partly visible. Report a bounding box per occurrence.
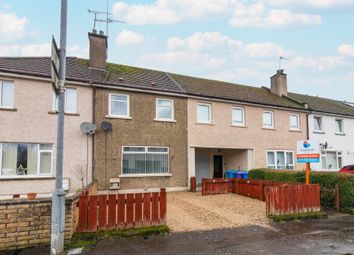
[0,142,53,177]
[267,150,294,170]
[122,146,169,175]
[321,151,342,170]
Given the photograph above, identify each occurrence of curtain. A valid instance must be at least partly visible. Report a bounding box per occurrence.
[39,152,51,174]
[2,143,17,175]
[27,144,38,175]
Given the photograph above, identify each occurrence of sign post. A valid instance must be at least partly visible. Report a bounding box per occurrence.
[50,1,67,254]
[297,140,320,185]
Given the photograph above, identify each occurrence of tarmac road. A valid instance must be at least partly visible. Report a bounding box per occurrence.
[83,213,354,255]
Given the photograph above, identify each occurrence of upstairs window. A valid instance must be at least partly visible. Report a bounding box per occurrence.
[0,143,53,177]
[263,111,274,128]
[232,107,245,126]
[314,116,323,132]
[109,93,129,118]
[197,103,212,123]
[53,88,77,113]
[0,81,14,108]
[156,98,174,121]
[335,119,344,134]
[290,114,300,130]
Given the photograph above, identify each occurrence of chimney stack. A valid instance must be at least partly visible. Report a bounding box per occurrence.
[270,69,287,97]
[88,29,108,70]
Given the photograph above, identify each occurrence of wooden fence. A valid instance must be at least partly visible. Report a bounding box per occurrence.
[265,184,321,216]
[202,178,229,195]
[76,188,166,233]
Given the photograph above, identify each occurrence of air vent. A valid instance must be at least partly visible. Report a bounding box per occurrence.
[118,77,124,82]
[151,81,156,86]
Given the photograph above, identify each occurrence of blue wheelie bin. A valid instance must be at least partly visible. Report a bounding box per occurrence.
[224,170,238,178]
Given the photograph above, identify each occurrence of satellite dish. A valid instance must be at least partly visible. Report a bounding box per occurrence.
[101,121,112,132]
[80,122,97,135]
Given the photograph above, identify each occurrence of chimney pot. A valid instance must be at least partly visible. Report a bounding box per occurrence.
[99,30,104,35]
[92,29,97,34]
[270,69,288,97]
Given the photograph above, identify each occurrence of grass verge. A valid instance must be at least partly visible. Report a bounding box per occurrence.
[65,225,170,250]
[269,211,328,222]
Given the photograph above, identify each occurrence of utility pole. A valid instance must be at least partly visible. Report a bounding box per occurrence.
[51,0,67,254]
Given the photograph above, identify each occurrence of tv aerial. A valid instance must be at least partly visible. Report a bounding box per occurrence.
[88,0,125,37]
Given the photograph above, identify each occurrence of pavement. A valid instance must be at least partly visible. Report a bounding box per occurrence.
[2,213,354,255]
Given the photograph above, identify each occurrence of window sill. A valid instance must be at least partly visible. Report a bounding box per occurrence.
[154,118,176,123]
[0,176,55,181]
[48,111,80,116]
[119,173,172,178]
[289,129,302,132]
[105,115,132,120]
[335,133,346,136]
[262,127,276,130]
[231,125,247,128]
[313,130,325,134]
[196,122,214,126]
[0,107,17,112]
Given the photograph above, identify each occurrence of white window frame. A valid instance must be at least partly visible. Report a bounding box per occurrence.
[263,111,274,129]
[313,116,323,132]
[335,118,344,135]
[0,80,15,109]
[290,113,300,130]
[108,93,130,118]
[53,87,78,113]
[0,142,53,178]
[197,103,212,124]
[232,107,245,127]
[120,146,171,177]
[266,150,295,170]
[155,98,175,122]
[321,150,343,170]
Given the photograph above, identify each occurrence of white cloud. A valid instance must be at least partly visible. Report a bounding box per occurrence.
[229,2,322,28]
[20,43,50,56]
[242,42,287,58]
[115,30,145,46]
[337,44,354,57]
[0,44,20,56]
[0,12,28,41]
[268,0,354,9]
[113,0,237,25]
[168,32,242,51]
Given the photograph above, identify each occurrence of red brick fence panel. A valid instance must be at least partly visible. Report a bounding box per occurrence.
[265,184,321,216]
[76,188,166,233]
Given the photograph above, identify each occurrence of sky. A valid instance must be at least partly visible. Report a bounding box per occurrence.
[1,0,354,102]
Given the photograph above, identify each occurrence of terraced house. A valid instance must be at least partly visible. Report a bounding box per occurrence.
[1,30,353,195]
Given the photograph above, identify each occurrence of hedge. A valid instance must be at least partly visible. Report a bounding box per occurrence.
[249,169,354,212]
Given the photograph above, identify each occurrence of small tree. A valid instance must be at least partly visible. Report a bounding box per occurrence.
[73,164,86,189]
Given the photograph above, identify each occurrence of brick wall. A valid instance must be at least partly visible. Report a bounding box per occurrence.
[0,196,79,251]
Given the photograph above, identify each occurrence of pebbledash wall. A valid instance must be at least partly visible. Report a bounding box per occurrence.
[94,88,188,191]
[0,195,79,251]
[308,114,354,171]
[0,75,93,198]
[187,98,308,181]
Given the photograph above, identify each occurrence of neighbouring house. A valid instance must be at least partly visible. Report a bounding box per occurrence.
[0,58,94,198]
[288,93,354,171]
[171,70,308,185]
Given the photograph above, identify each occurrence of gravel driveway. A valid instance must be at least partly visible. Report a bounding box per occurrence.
[166,192,270,232]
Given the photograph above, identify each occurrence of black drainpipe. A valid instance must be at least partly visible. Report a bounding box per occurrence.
[305,104,311,140]
[90,81,96,184]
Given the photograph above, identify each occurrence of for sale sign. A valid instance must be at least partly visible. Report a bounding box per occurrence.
[296,140,320,163]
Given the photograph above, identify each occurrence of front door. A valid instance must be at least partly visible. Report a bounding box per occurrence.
[213,155,223,178]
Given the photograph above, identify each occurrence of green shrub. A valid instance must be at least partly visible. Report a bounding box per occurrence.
[249,168,354,211]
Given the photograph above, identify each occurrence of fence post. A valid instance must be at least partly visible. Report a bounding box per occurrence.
[190,177,196,192]
[260,183,264,201]
[160,188,167,224]
[265,186,269,217]
[335,184,340,212]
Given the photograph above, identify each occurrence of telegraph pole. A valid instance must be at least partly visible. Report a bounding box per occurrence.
[51,0,67,254]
